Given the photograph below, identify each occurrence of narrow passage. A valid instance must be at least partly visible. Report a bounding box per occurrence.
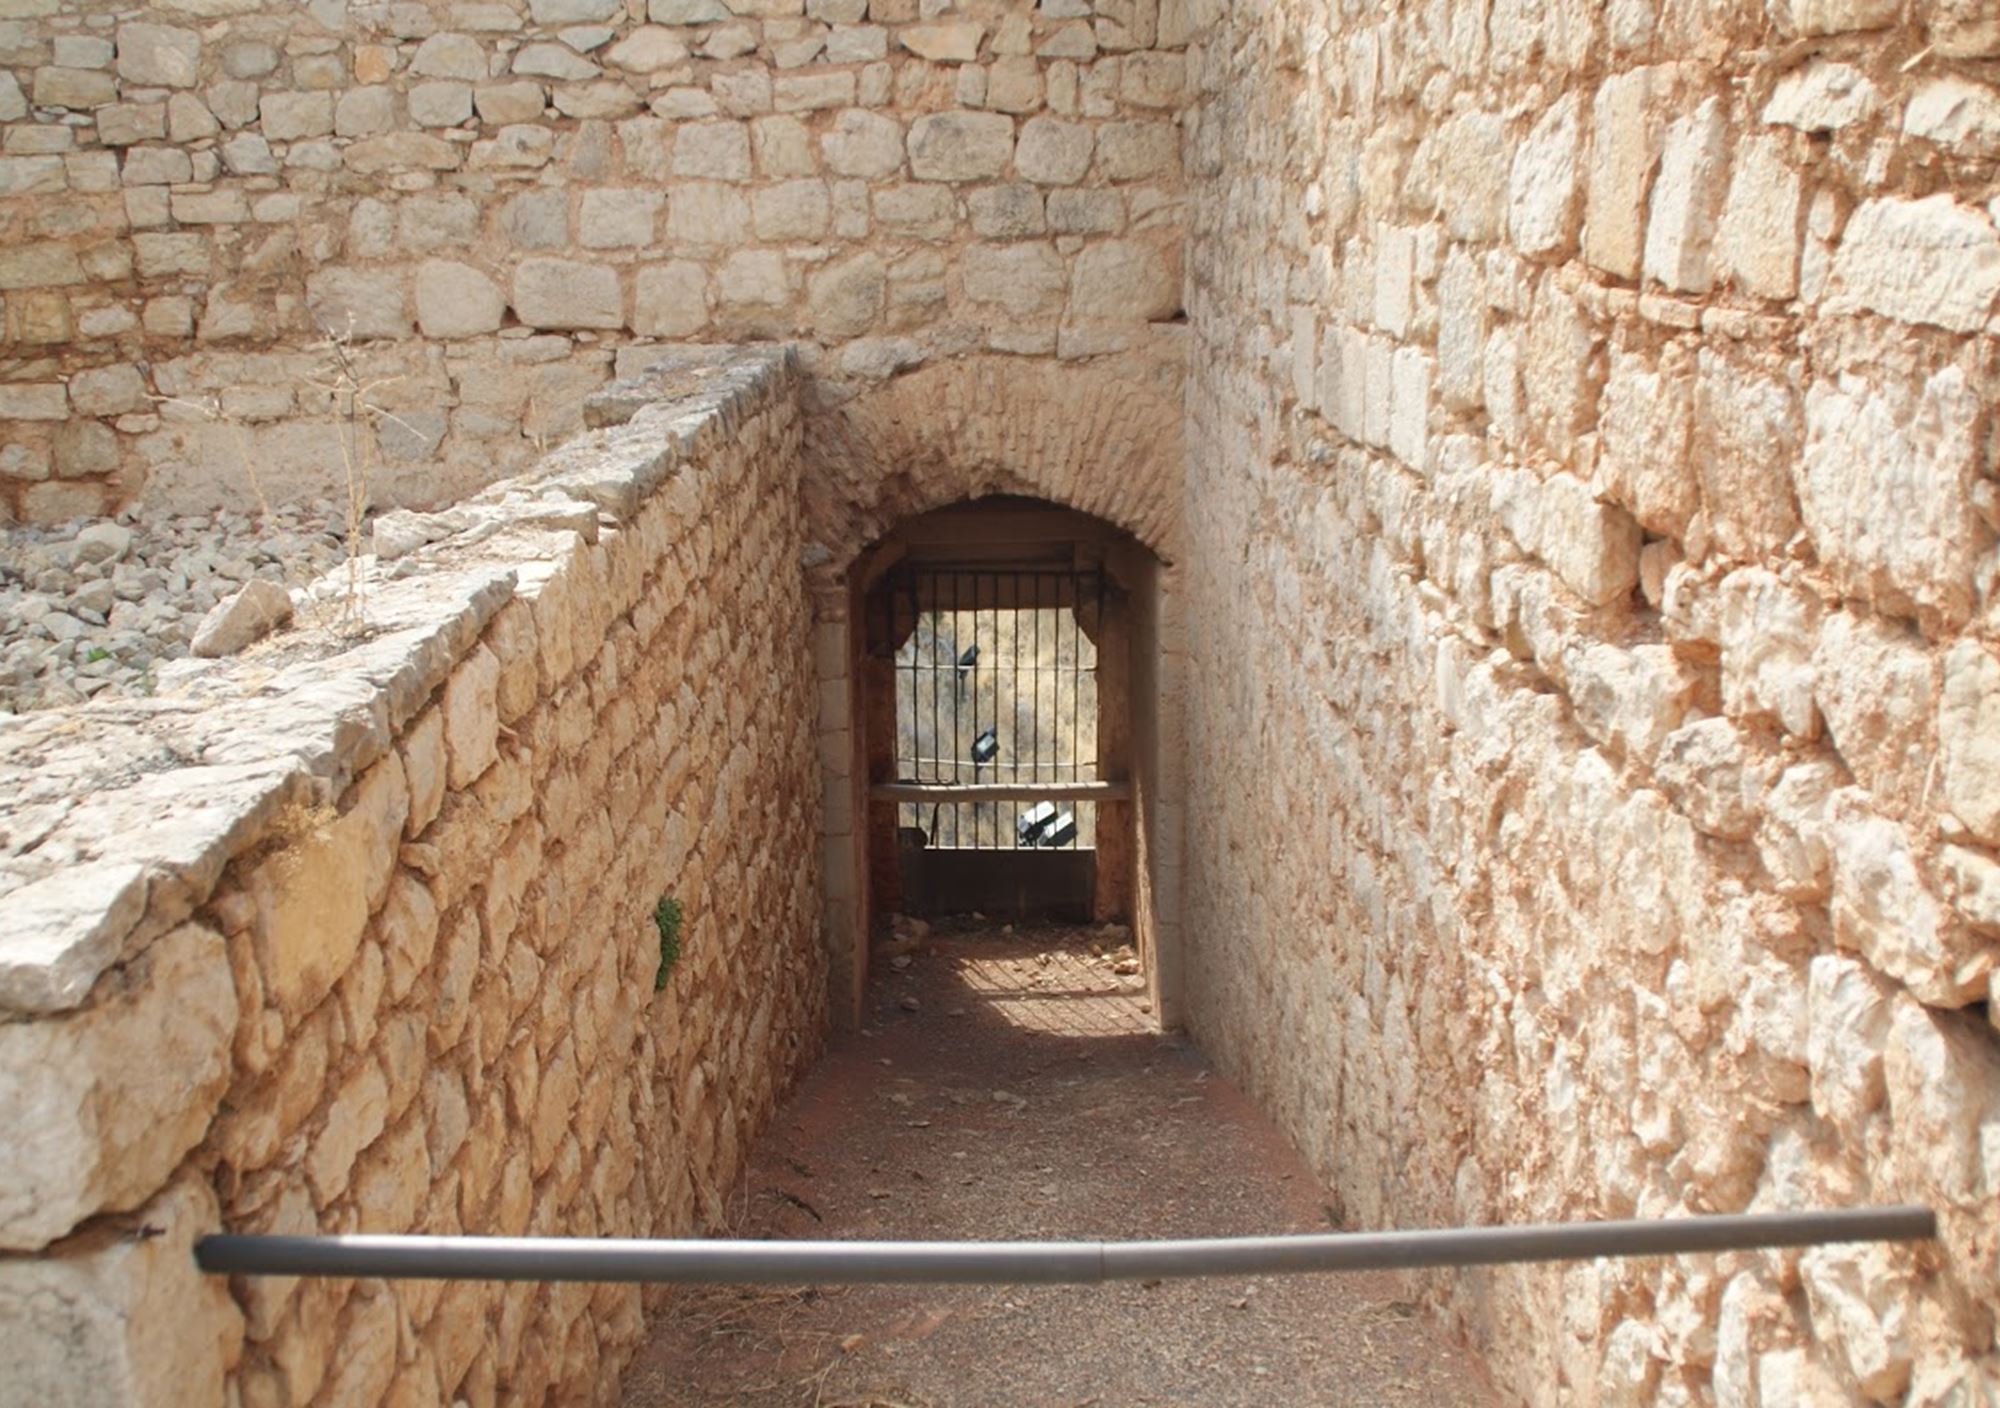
[622,922,1494,1407]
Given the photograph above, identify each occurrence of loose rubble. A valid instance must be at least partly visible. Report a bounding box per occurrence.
[0,506,347,712]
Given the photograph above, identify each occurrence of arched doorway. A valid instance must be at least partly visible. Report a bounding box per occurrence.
[815,495,1183,1033]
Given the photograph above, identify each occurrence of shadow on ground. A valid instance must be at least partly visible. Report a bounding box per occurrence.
[620,921,1495,1408]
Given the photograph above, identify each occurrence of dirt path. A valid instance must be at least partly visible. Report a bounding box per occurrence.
[621,921,1495,1408]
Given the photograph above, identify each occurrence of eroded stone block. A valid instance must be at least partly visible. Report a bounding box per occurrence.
[0,1174,242,1404]
[0,925,235,1250]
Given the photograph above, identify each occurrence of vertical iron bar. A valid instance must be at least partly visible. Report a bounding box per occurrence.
[987,571,996,850]
[1032,573,1041,791]
[947,570,957,844]
[1070,574,1080,849]
[1012,585,1022,847]
[977,571,986,850]
[972,568,980,848]
[1092,567,1104,850]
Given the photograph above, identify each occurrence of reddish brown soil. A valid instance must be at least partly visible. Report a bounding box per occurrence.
[620,922,1495,1408]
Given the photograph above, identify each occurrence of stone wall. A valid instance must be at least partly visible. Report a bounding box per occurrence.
[1179,2,1999,1403]
[0,347,828,1406]
[0,0,1190,524]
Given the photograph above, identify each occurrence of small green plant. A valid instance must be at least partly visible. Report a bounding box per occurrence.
[85,647,109,663]
[653,896,684,991]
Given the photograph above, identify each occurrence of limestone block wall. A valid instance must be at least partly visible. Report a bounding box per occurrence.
[1180,2,2000,1404]
[0,347,826,1407]
[0,0,1190,524]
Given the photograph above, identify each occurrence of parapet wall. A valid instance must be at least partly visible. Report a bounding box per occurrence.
[1181,1,2000,1403]
[0,346,826,1407]
[0,0,1190,523]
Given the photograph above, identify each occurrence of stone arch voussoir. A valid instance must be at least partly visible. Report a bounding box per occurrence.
[801,352,1184,580]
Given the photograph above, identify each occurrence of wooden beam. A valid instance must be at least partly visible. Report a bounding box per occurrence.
[870,781,1133,804]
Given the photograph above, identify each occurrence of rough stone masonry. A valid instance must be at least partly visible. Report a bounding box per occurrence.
[0,0,1997,1407]
[0,0,1191,523]
[1179,1,2000,1405]
[0,351,828,1406]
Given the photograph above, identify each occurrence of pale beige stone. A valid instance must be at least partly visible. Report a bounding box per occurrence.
[408,80,473,127]
[0,926,236,1250]
[1691,349,1802,558]
[415,260,505,339]
[1940,642,2000,846]
[1643,97,1727,295]
[579,187,664,247]
[1596,342,1694,536]
[305,267,410,341]
[1829,793,1983,1006]
[807,252,885,337]
[115,23,201,87]
[1829,195,2000,332]
[1714,134,1802,300]
[1508,92,1582,258]
[674,120,752,181]
[1929,0,2000,55]
[402,707,446,839]
[872,183,956,238]
[512,258,624,329]
[1903,76,2000,156]
[968,184,1046,238]
[634,260,710,334]
[1094,120,1178,181]
[821,108,903,178]
[1435,109,1509,244]
[1717,568,1820,739]
[0,1175,241,1403]
[907,111,1014,182]
[190,579,294,657]
[751,114,814,176]
[664,182,751,245]
[1067,238,1177,321]
[1789,0,1897,35]
[305,1057,389,1203]
[1799,363,1986,624]
[411,32,489,80]
[1532,472,1643,606]
[1800,1243,1916,1401]
[259,90,335,140]
[443,644,501,789]
[986,56,1044,114]
[718,249,789,308]
[476,80,546,124]
[752,179,830,240]
[1016,116,1093,185]
[1583,68,1663,279]
[962,242,1067,317]
[774,70,853,112]
[1764,61,1879,131]
[902,21,982,61]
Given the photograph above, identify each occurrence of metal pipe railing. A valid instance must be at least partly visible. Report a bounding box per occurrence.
[195,1206,1935,1285]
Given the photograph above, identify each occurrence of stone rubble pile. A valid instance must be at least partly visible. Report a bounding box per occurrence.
[0,505,348,711]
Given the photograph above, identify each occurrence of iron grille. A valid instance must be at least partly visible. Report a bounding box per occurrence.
[885,568,1101,851]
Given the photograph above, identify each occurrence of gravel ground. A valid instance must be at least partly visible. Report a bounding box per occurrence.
[0,506,351,712]
[621,921,1496,1408]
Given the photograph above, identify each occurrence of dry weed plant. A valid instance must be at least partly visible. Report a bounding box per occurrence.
[151,313,435,641]
[248,799,342,883]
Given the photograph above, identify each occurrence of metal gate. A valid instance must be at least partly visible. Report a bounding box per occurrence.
[885,567,1102,852]
[868,565,1116,919]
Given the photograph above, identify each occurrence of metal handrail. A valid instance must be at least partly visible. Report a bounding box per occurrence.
[195,1207,1935,1285]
